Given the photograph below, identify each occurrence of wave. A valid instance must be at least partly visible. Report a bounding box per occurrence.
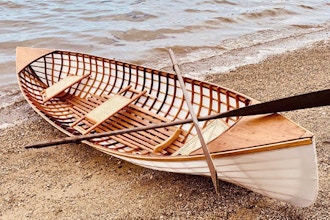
[108,11,158,22]
[242,8,296,20]
[204,17,237,26]
[199,0,238,6]
[0,1,25,9]
[299,5,315,10]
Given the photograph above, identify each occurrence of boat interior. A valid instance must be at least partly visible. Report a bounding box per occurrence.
[17,50,253,156]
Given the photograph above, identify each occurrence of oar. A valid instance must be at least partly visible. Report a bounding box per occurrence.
[168,49,220,194]
[25,88,330,149]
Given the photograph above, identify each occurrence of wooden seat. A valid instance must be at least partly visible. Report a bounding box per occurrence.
[71,85,146,135]
[41,74,90,103]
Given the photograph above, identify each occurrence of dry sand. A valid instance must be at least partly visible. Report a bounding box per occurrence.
[1,41,329,219]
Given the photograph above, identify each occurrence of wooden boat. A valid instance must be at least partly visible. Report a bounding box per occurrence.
[16,47,318,207]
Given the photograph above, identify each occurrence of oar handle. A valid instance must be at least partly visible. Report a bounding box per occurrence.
[25,118,193,149]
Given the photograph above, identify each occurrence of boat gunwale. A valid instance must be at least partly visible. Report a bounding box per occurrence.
[86,136,314,161]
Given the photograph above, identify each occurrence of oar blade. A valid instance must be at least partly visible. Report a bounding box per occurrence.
[206,89,330,120]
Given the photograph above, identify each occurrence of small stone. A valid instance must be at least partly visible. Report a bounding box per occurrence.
[85,173,93,179]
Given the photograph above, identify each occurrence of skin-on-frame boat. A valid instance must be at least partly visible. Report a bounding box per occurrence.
[16,47,322,207]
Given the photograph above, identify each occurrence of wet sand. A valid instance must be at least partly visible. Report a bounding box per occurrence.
[1,41,329,219]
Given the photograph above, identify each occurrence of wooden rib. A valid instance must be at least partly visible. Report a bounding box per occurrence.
[108,61,118,94]
[82,56,97,99]
[43,56,50,87]
[97,58,108,96]
[145,69,155,108]
[207,84,214,121]
[148,73,162,110]
[156,74,169,114]
[118,64,126,92]
[127,64,132,86]
[80,55,92,99]
[166,76,178,117]
[135,69,151,108]
[194,81,204,123]
[50,53,55,85]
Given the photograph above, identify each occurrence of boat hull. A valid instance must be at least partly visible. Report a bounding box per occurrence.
[16,47,318,207]
[96,140,318,207]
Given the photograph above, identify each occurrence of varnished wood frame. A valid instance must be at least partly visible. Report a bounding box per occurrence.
[16,48,312,160]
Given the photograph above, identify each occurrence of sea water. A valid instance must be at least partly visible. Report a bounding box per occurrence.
[0,0,329,85]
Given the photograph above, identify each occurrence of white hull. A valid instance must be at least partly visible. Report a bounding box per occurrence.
[102,141,318,207]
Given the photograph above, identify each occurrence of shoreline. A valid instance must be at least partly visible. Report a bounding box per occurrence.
[2,22,330,87]
[1,40,329,219]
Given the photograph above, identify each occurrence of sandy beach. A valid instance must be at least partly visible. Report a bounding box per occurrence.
[1,41,329,219]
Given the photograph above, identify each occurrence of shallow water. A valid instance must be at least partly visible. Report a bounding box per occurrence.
[0,0,330,85]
